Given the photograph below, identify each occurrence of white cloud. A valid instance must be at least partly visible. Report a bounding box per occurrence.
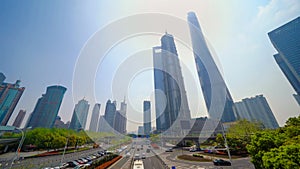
[254,0,300,30]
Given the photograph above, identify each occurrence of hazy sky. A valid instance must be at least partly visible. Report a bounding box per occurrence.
[1,0,299,132]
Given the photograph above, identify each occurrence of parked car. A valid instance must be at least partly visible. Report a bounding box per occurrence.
[165,148,173,152]
[67,161,80,167]
[213,159,231,166]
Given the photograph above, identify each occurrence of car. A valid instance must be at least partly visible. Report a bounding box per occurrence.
[67,161,80,167]
[141,153,146,159]
[213,159,231,166]
[165,148,173,152]
[189,148,196,152]
[75,159,85,164]
[134,154,140,160]
[125,152,131,158]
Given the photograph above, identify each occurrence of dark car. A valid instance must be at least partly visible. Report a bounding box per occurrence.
[67,161,80,167]
[213,159,231,166]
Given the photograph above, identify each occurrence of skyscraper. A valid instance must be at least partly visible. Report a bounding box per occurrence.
[104,100,116,131]
[12,109,26,128]
[113,98,127,134]
[235,95,279,129]
[0,73,5,84]
[69,99,90,130]
[187,12,236,122]
[143,101,151,136]
[153,33,191,134]
[89,103,101,132]
[0,77,25,126]
[26,85,66,128]
[294,94,300,105]
[268,17,300,105]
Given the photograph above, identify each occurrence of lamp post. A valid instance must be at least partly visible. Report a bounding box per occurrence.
[10,126,31,169]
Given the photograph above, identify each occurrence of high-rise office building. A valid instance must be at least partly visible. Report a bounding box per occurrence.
[89,103,101,132]
[0,77,25,126]
[69,99,90,130]
[235,95,279,129]
[104,100,116,130]
[113,98,127,134]
[26,85,66,128]
[268,17,300,105]
[143,101,151,136]
[97,115,109,132]
[187,12,236,122]
[138,126,144,135]
[153,33,191,134]
[0,73,5,84]
[114,110,126,134]
[12,109,26,128]
[53,116,69,129]
[293,94,300,105]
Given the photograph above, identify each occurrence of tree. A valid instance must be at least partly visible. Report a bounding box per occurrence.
[262,144,300,169]
[247,115,300,169]
[215,119,262,153]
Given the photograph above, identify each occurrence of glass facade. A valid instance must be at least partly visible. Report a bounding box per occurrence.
[143,101,151,135]
[104,100,116,130]
[269,17,300,104]
[26,85,66,128]
[235,95,279,129]
[89,103,101,132]
[69,99,90,130]
[153,33,191,134]
[0,79,25,126]
[187,12,236,122]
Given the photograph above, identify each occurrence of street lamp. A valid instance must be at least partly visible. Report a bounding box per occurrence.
[9,126,32,169]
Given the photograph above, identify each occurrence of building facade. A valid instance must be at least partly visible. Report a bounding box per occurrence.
[268,17,300,105]
[69,99,90,130]
[12,109,26,128]
[53,116,69,129]
[235,95,279,129]
[0,77,25,126]
[89,103,101,132]
[187,12,236,122]
[153,33,191,135]
[143,101,151,136]
[104,100,116,131]
[26,85,67,128]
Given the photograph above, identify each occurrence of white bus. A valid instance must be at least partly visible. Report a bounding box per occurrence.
[133,160,144,169]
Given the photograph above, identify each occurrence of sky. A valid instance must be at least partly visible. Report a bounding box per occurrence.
[0,0,299,132]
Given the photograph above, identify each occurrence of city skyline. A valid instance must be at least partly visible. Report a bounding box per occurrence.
[1,1,299,132]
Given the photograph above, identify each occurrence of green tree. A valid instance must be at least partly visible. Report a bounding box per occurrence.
[247,115,300,169]
[215,119,262,153]
[262,144,300,169]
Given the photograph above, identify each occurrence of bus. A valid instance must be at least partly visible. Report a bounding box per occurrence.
[133,160,144,169]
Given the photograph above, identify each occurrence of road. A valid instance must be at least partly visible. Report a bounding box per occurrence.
[2,147,104,169]
[155,147,255,169]
[110,138,167,169]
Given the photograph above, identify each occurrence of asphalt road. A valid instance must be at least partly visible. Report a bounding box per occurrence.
[111,138,166,169]
[3,147,104,169]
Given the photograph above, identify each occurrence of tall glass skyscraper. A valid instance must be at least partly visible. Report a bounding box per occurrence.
[268,17,300,105]
[26,85,66,128]
[89,103,101,132]
[69,99,90,130]
[0,77,25,126]
[153,33,191,134]
[187,12,236,122]
[104,100,116,130]
[143,101,151,136]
